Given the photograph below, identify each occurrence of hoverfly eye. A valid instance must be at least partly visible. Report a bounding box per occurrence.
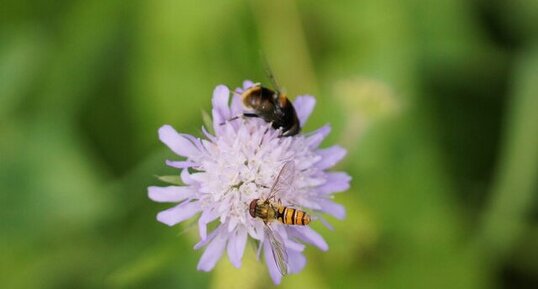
[249,199,258,218]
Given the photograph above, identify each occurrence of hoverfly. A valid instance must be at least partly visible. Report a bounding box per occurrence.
[249,161,311,275]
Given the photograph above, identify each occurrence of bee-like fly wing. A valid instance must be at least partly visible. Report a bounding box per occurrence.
[259,51,282,94]
[267,161,295,200]
[264,224,288,276]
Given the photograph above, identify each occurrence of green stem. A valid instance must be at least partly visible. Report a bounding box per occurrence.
[249,0,318,95]
[476,47,538,262]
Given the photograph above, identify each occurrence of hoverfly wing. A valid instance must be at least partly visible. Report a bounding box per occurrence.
[267,161,295,200]
[264,225,288,276]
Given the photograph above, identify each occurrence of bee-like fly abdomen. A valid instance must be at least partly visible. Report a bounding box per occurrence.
[241,84,301,137]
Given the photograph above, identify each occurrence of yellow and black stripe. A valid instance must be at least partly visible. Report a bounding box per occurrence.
[277,206,311,225]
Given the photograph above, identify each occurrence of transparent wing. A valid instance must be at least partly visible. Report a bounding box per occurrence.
[264,225,288,276]
[267,161,295,200]
[260,52,282,92]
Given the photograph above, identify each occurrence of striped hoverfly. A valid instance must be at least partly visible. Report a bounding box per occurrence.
[249,161,311,275]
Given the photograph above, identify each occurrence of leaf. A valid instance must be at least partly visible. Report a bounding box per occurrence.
[201,109,215,135]
[156,175,183,186]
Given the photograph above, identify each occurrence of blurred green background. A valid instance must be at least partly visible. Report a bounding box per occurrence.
[1,0,537,288]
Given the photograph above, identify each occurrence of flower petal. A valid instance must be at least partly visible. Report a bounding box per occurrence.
[227,227,247,268]
[316,145,347,169]
[306,124,331,148]
[287,250,306,274]
[242,80,255,90]
[212,85,230,113]
[293,95,316,126]
[319,216,334,230]
[202,126,217,142]
[156,201,200,226]
[194,227,221,250]
[212,85,230,131]
[159,125,200,158]
[230,94,243,116]
[180,168,195,185]
[198,209,219,240]
[290,227,328,251]
[148,186,193,203]
[317,172,351,194]
[318,199,346,219]
[165,160,196,169]
[197,231,227,271]
[264,239,283,285]
[285,239,305,252]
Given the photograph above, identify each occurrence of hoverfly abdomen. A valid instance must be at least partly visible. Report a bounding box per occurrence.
[276,205,311,225]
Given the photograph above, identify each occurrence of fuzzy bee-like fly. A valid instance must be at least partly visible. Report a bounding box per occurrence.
[249,161,311,275]
[239,84,301,137]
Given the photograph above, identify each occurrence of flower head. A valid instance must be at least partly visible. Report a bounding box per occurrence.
[148,81,350,284]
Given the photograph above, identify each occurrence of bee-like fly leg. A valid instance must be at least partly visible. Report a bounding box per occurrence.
[219,116,239,126]
[219,113,260,126]
[258,125,271,147]
[243,113,260,118]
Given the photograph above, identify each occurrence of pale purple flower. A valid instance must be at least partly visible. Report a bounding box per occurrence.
[148,81,350,284]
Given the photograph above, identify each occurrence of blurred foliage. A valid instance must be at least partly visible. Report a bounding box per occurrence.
[1,0,537,288]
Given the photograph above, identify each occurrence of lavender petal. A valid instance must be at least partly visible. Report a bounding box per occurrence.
[230,94,243,116]
[317,172,351,194]
[226,227,247,268]
[290,227,328,251]
[284,238,305,252]
[158,125,201,158]
[156,201,200,226]
[212,85,230,115]
[180,168,195,185]
[242,80,255,90]
[319,216,334,231]
[293,95,316,126]
[201,126,217,142]
[318,198,346,219]
[316,145,347,169]
[306,124,331,148]
[287,250,306,274]
[165,160,196,169]
[198,209,219,240]
[148,186,193,203]
[197,232,227,271]
[211,85,230,132]
[194,226,221,250]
